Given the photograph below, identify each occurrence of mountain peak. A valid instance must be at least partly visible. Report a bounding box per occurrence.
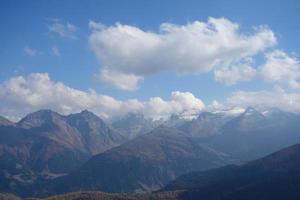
[80,109,93,115]
[17,109,63,129]
[242,106,263,117]
[21,109,60,118]
[66,110,125,154]
[67,110,104,125]
[79,109,99,118]
[66,110,104,131]
[0,116,14,126]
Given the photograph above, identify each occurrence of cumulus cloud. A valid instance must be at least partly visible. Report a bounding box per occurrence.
[205,100,225,111]
[260,50,300,89]
[48,19,77,39]
[0,73,204,121]
[227,89,300,113]
[89,17,276,90]
[214,58,257,85]
[144,91,205,120]
[24,47,41,57]
[95,68,143,91]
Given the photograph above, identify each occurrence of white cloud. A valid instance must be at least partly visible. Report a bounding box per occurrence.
[227,89,300,113]
[144,91,205,120]
[260,50,300,89]
[89,21,106,30]
[48,19,77,39]
[95,68,143,91]
[0,73,205,121]
[214,58,257,85]
[24,47,41,57]
[206,100,225,111]
[3,74,300,121]
[89,17,276,90]
[52,45,60,56]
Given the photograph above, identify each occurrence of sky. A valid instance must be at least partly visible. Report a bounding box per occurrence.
[1,0,300,120]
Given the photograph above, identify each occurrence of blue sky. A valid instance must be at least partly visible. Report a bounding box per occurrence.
[1,0,300,120]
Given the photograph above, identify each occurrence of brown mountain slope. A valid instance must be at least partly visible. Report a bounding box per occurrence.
[0,110,126,196]
[37,126,230,197]
[165,142,300,200]
[66,110,125,154]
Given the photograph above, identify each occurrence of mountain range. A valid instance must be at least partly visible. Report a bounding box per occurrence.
[5,140,300,199]
[208,107,300,161]
[0,109,125,195]
[1,106,300,198]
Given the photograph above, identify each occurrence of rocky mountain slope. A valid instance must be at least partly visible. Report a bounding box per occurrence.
[0,110,126,195]
[165,142,300,199]
[36,126,229,197]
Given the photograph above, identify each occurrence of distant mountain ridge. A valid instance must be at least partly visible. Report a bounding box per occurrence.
[208,106,300,161]
[177,111,234,138]
[112,113,160,139]
[164,142,300,200]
